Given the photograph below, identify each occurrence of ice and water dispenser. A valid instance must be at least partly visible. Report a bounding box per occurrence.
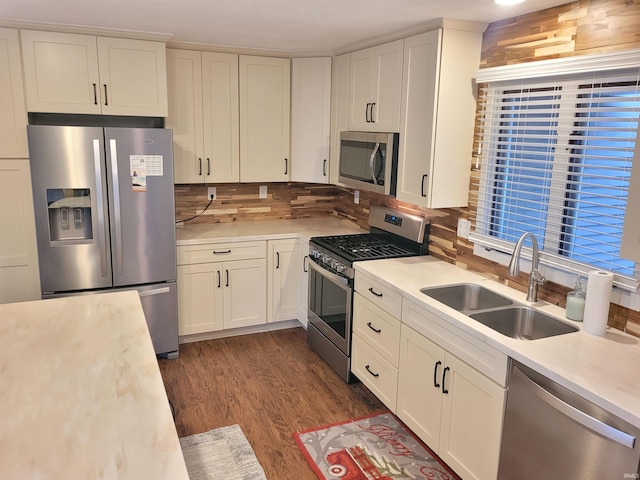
[46,188,93,242]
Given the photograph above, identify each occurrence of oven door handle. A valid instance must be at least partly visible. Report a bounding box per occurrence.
[308,258,350,287]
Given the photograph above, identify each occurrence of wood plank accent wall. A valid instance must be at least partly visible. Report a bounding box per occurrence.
[173,0,640,336]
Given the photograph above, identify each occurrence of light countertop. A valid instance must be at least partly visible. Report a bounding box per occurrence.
[0,291,189,480]
[176,217,366,245]
[354,256,640,429]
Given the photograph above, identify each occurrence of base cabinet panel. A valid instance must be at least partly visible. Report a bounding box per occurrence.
[177,263,223,335]
[268,239,300,323]
[223,258,267,329]
[397,324,505,480]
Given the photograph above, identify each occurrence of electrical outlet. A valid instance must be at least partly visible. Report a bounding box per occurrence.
[354,190,360,204]
[457,218,471,239]
[208,187,216,200]
[259,185,268,199]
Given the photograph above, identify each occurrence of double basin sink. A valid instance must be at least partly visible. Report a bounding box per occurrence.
[420,283,578,340]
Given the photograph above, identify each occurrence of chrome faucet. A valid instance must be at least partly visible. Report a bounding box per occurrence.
[508,232,546,302]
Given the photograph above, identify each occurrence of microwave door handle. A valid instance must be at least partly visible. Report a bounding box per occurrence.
[369,142,380,184]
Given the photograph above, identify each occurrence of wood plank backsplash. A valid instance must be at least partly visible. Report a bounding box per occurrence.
[174,0,640,336]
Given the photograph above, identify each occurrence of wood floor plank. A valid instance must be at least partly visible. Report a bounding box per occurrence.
[158,327,386,479]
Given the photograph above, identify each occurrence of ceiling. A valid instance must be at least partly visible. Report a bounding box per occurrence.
[0,0,573,54]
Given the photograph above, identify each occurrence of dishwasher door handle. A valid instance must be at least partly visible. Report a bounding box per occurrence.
[515,366,636,449]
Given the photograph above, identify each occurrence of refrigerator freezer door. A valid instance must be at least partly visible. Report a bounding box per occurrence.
[105,128,177,287]
[27,126,113,292]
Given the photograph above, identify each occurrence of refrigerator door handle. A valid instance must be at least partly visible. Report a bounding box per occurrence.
[109,139,124,275]
[93,139,109,277]
[138,287,171,297]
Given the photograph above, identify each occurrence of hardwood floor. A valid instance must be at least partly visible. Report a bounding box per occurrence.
[158,327,387,479]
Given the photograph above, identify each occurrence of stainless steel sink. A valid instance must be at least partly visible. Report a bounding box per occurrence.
[420,283,514,312]
[469,307,579,340]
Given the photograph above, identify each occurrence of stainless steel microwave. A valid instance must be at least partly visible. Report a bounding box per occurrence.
[338,131,399,196]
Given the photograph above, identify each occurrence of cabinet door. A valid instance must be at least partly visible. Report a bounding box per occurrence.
[268,240,300,322]
[329,53,350,185]
[291,57,331,184]
[177,262,223,335]
[239,56,290,182]
[223,258,267,329]
[0,29,28,158]
[166,49,205,184]
[20,30,101,114]
[0,160,40,303]
[97,37,168,117]
[351,335,398,411]
[370,39,404,132]
[297,238,309,326]
[397,325,445,448]
[396,30,441,208]
[439,353,506,480]
[349,48,374,131]
[202,52,240,183]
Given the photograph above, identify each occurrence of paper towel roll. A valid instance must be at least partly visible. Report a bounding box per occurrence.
[583,270,613,336]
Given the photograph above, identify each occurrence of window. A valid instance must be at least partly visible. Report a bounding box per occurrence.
[472,67,640,290]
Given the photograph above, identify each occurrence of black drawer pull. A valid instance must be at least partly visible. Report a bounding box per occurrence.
[442,366,450,394]
[213,250,231,254]
[93,83,97,105]
[365,365,379,378]
[368,287,383,297]
[103,84,108,105]
[433,360,442,388]
[225,269,229,287]
[217,270,221,288]
[366,322,381,333]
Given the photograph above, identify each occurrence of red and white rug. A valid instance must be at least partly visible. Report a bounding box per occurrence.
[293,412,460,480]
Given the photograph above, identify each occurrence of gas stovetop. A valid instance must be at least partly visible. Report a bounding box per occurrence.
[310,233,421,263]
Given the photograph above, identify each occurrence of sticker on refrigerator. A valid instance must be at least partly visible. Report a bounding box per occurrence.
[130,155,147,192]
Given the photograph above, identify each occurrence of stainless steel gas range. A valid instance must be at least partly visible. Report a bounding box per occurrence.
[307,206,430,382]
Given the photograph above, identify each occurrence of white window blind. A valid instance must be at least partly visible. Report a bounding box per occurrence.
[471,68,640,290]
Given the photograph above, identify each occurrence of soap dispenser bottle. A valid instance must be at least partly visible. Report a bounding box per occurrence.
[566,276,586,322]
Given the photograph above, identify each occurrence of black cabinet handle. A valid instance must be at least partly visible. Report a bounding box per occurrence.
[103,84,108,105]
[303,255,308,273]
[366,322,381,333]
[276,251,280,269]
[92,83,98,105]
[433,360,442,388]
[198,158,203,176]
[225,269,229,287]
[284,158,288,175]
[217,270,221,288]
[206,158,211,176]
[365,365,379,378]
[371,102,376,123]
[213,250,231,254]
[323,159,327,176]
[442,366,450,394]
[421,174,428,197]
[368,287,383,297]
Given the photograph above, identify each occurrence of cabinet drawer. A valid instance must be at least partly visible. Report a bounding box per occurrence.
[178,241,266,265]
[352,334,398,412]
[355,273,402,318]
[353,292,401,366]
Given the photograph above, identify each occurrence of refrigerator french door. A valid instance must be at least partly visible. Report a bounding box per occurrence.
[28,126,178,357]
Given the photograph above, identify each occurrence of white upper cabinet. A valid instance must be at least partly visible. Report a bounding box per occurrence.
[0,28,28,158]
[329,53,350,185]
[239,55,290,182]
[291,57,331,184]
[167,49,239,184]
[396,27,483,209]
[20,30,168,116]
[349,39,403,132]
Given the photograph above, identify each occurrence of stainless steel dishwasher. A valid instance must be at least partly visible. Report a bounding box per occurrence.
[498,360,640,479]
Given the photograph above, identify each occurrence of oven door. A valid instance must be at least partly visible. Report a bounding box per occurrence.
[307,259,352,355]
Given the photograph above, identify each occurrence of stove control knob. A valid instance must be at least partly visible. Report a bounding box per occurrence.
[322,255,332,265]
[335,264,346,273]
[310,248,319,259]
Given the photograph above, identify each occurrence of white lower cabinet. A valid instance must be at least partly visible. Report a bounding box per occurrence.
[268,239,301,322]
[397,324,506,480]
[297,238,310,326]
[177,241,266,336]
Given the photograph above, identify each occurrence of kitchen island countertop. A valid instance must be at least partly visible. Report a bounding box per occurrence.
[0,291,189,480]
[176,216,366,245]
[355,256,640,429]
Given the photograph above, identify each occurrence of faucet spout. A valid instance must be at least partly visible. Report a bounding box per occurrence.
[508,232,545,302]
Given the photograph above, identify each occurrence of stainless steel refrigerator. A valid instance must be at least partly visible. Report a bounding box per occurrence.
[28,125,178,357]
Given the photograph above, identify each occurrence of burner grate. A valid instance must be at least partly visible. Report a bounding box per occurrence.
[313,234,420,262]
